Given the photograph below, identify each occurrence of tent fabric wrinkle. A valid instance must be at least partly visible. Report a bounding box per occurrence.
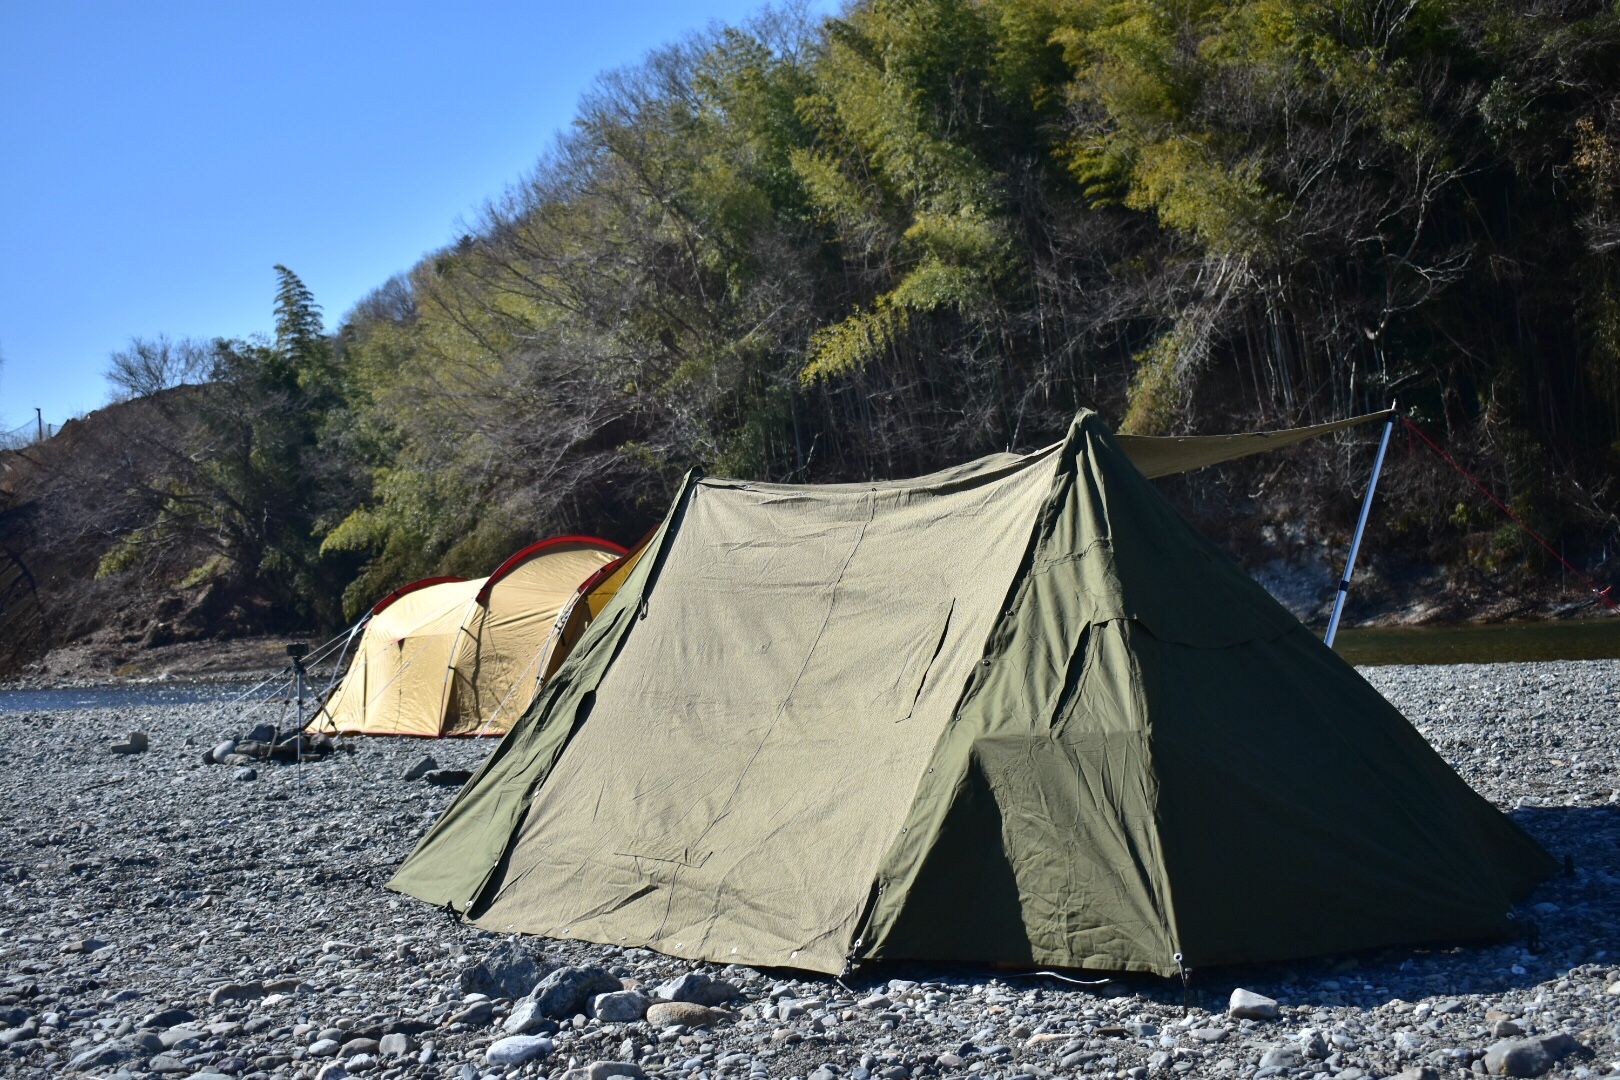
[387,410,1554,976]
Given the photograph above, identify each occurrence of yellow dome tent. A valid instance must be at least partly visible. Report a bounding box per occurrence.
[311,536,624,737]
[536,532,651,683]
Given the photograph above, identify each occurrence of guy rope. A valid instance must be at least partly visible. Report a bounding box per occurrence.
[1401,416,1617,615]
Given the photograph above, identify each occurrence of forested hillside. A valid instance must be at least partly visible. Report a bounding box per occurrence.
[7,0,1620,665]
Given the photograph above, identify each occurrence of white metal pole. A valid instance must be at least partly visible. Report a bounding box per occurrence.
[1325,410,1397,647]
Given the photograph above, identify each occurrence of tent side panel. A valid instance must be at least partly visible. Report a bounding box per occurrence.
[468,448,1062,973]
[868,728,1176,973]
[386,480,695,911]
[1148,626,1556,967]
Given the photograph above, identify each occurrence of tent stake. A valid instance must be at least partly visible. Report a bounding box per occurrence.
[1325,407,1396,648]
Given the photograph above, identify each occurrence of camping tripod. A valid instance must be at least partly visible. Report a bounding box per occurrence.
[285,642,309,782]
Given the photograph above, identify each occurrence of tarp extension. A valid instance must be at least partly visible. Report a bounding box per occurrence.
[1116,410,1395,479]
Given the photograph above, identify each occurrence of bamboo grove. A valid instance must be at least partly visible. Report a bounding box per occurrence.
[99,0,1620,624]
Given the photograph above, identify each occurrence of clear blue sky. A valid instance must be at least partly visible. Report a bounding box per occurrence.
[0,0,834,434]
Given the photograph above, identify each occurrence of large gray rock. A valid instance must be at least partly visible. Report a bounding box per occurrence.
[60,934,107,953]
[1227,988,1279,1020]
[485,1035,555,1067]
[458,940,552,999]
[144,1008,195,1028]
[69,1042,129,1069]
[339,1036,380,1057]
[207,981,264,1004]
[423,768,473,786]
[503,999,551,1035]
[110,732,148,754]
[208,739,237,764]
[448,1000,494,1027]
[1482,1033,1589,1077]
[591,990,651,1022]
[562,1061,647,1080]
[404,755,439,781]
[1258,1044,1302,1069]
[158,1025,205,1049]
[1297,1028,1328,1060]
[530,965,622,1019]
[645,1001,726,1028]
[653,973,739,1007]
[0,1023,34,1046]
[378,1032,414,1059]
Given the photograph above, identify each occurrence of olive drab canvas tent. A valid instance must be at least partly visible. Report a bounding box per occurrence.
[311,536,624,737]
[389,411,1554,975]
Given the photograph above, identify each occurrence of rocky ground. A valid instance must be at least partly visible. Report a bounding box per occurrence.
[0,660,1616,1080]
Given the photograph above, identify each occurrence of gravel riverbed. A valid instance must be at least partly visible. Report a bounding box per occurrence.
[1,660,1616,1080]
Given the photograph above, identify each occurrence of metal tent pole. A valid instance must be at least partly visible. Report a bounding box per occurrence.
[1325,407,1397,648]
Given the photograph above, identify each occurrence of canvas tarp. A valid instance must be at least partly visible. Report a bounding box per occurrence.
[1115,409,1394,479]
[389,411,1553,975]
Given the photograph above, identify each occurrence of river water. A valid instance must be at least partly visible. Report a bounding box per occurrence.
[0,618,1615,712]
[0,682,260,714]
[1331,616,1620,666]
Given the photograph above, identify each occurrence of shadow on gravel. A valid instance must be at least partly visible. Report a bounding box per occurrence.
[837,805,1619,1013]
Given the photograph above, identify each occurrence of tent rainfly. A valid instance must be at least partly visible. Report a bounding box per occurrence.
[311,536,625,737]
[389,412,1554,975]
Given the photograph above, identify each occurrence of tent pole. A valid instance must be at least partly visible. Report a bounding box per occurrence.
[291,645,308,787]
[1325,407,1396,648]
[438,598,481,734]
